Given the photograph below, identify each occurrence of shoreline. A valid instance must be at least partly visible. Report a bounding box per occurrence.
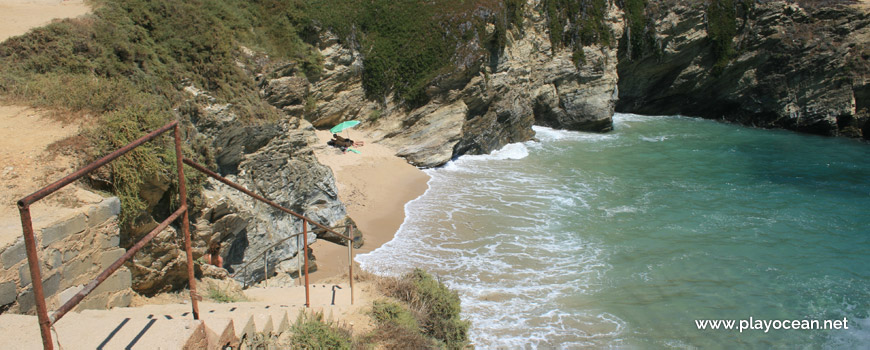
[310,129,430,282]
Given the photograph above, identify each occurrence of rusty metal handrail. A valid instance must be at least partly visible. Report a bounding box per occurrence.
[19,121,359,349]
[230,231,304,279]
[183,158,353,242]
[52,204,187,323]
[16,121,200,350]
[229,224,352,280]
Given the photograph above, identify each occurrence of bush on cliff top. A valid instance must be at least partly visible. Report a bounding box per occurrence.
[306,0,511,107]
[378,268,470,349]
[0,0,318,228]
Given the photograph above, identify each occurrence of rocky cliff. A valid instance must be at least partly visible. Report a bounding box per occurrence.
[117,0,870,292]
[262,0,623,168]
[263,0,868,170]
[616,1,870,138]
[188,92,361,287]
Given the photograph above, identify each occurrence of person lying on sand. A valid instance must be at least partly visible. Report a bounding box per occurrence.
[333,134,364,147]
[328,134,364,152]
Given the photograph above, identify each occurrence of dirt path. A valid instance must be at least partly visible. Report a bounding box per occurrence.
[0,106,100,248]
[0,0,91,42]
[0,1,93,248]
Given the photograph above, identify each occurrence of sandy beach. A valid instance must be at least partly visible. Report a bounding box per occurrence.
[309,129,430,282]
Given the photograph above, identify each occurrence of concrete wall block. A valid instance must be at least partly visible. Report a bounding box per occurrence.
[1,239,26,268]
[93,268,132,295]
[99,248,126,270]
[41,213,87,247]
[19,263,33,287]
[75,293,108,311]
[18,288,34,314]
[0,281,16,306]
[45,249,62,269]
[87,197,121,227]
[62,258,89,282]
[42,273,60,298]
[62,249,80,263]
[58,285,83,306]
[100,234,120,249]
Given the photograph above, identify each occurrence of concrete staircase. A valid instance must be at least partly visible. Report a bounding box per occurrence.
[0,283,356,349]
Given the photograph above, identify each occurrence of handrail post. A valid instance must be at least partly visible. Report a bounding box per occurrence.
[346,225,354,305]
[297,234,302,286]
[303,220,310,308]
[175,126,199,320]
[264,250,268,288]
[19,205,53,350]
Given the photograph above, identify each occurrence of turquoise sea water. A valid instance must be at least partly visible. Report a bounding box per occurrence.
[357,114,870,349]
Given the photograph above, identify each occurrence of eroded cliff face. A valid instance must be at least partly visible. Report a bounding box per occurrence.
[192,102,361,286]
[125,82,361,292]
[262,0,624,168]
[125,0,869,293]
[617,2,870,138]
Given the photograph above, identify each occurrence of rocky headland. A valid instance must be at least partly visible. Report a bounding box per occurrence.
[1,0,868,299]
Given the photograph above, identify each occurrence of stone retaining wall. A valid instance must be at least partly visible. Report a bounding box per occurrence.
[0,197,133,314]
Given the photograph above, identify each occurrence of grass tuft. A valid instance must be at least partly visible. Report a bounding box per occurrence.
[286,311,353,349]
[377,269,470,350]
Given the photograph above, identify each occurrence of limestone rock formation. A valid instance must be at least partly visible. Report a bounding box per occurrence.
[616,2,870,138]
[260,0,623,168]
[194,116,357,285]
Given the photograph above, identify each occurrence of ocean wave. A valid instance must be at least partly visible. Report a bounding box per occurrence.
[640,135,669,142]
[532,125,618,143]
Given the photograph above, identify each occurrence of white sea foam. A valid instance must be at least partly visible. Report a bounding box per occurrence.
[641,135,669,142]
[532,125,618,143]
[355,145,621,347]
[360,112,870,349]
[453,142,531,164]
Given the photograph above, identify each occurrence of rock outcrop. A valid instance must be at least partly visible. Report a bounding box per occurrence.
[260,0,624,168]
[193,111,358,285]
[616,2,870,138]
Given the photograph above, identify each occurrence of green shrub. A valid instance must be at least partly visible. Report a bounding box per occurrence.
[206,286,245,303]
[544,0,612,49]
[371,300,420,330]
[0,0,320,229]
[706,0,753,75]
[367,109,383,122]
[307,0,508,107]
[379,269,470,350]
[287,311,353,349]
[707,0,738,73]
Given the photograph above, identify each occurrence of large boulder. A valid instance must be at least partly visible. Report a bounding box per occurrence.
[196,118,357,285]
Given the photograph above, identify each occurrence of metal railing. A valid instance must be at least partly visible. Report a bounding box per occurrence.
[228,225,352,288]
[183,159,356,307]
[17,121,356,350]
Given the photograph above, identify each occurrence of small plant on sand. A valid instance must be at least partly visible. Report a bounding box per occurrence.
[367,109,383,122]
[368,300,435,349]
[204,282,246,303]
[206,288,243,304]
[377,269,470,349]
[284,311,353,349]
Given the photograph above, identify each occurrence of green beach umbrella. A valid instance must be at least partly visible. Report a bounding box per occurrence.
[329,120,360,134]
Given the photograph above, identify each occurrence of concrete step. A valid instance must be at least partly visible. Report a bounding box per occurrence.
[0,312,206,350]
[244,283,354,307]
[0,285,360,349]
[202,317,235,350]
[0,314,46,349]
